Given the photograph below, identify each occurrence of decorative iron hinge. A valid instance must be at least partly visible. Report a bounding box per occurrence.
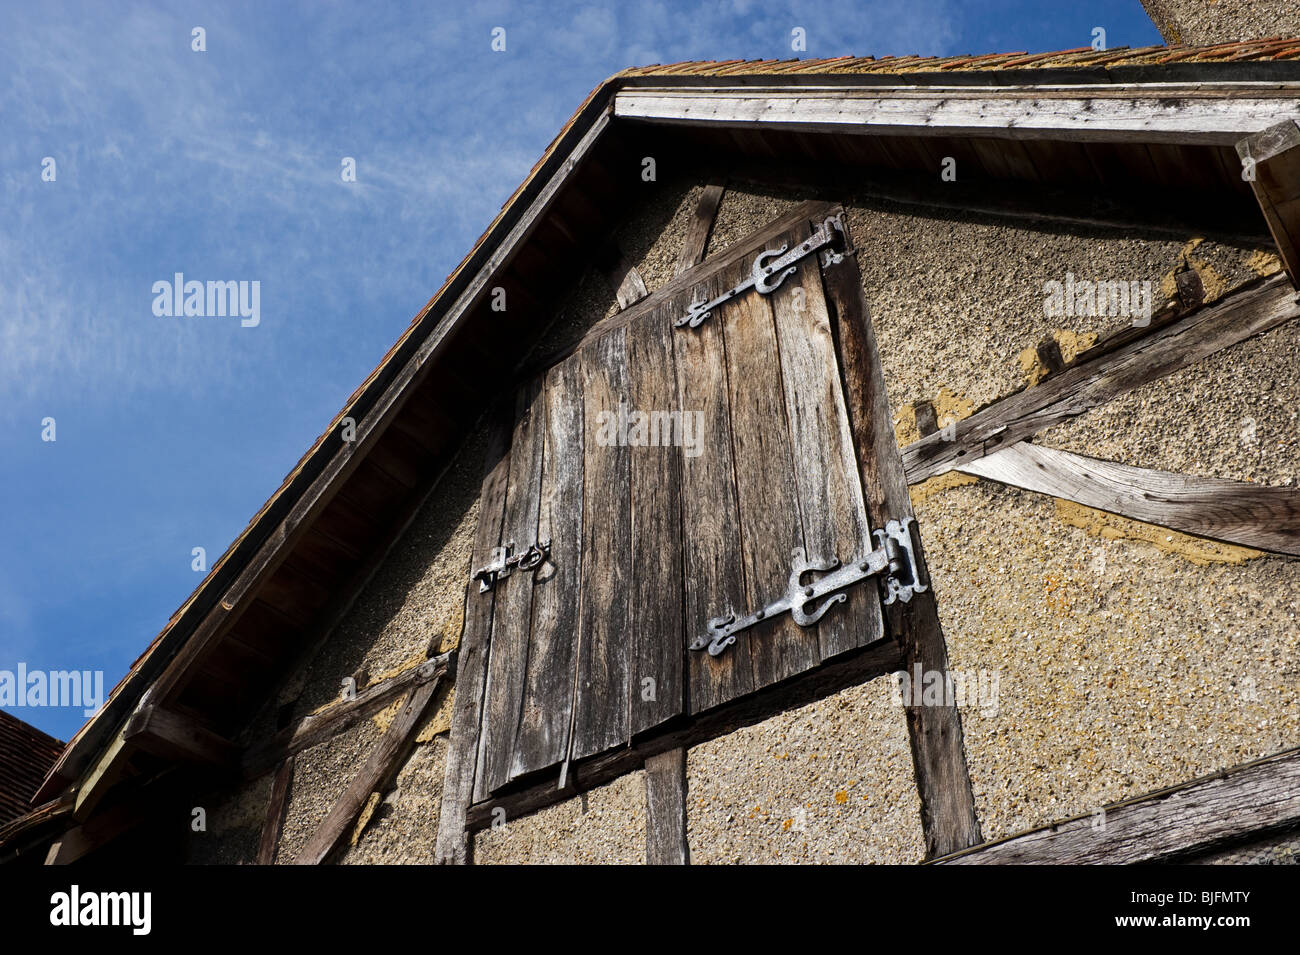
[674,214,846,330]
[689,518,926,657]
[471,539,551,593]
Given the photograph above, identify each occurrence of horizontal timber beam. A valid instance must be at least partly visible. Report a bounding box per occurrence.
[936,746,1300,864]
[616,86,1300,146]
[956,442,1300,556]
[464,637,903,831]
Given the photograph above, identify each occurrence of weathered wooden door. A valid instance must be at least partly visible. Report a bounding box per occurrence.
[459,204,919,802]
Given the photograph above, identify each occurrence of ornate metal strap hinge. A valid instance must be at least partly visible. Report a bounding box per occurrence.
[689,518,926,657]
[674,214,846,330]
[471,539,551,593]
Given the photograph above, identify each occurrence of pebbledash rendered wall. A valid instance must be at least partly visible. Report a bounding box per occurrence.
[1139,0,1300,46]
[183,170,1299,865]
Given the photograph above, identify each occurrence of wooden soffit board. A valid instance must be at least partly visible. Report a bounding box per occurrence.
[614,83,1300,145]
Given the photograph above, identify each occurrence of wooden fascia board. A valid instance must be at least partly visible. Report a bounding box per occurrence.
[936,746,1300,864]
[614,84,1300,145]
[72,731,130,821]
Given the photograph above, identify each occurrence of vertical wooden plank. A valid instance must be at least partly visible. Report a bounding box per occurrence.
[771,222,884,661]
[434,406,513,864]
[721,269,815,690]
[626,313,686,737]
[637,180,727,866]
[820,216,983,859]
[509,359,585,781]
[644,747,689,865]
[570,326,633,760]
[475,379,547,799]
[675,182,726,274]
[674,272,754,715]
[256,755,294,865]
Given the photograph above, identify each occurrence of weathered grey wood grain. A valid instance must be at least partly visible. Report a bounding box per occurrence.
[769,226,882,661]
[902,275,1300,484]
[720,261,813,689]
[674,182,726,275]
[822,218,982,859]
[570,327,633,760]
[940,747,1300,864]
[636,181,726,867]
[295,676,443,864]
[644,747,689,865]
[510,359,585,781]
[673,273,754,715]
[562,200,836,362]
[626,309,687,736]
[616,266,649,309]
[476,379,548,799]
[957,442,1300,556]
[434,407,512,864]
[256,756,294,865]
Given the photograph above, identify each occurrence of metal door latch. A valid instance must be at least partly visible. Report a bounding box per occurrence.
[674,214,845,330]
[471,539,551,593]
[690,518,926,657]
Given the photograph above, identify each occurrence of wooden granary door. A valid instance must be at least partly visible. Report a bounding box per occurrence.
[459,203,927,804]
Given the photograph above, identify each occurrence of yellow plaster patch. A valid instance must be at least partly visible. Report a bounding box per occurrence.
[934,386,975,427]
[1054,329,1098,364]
[894,405,921,447]
[1018,329,1102,387]
[895,387,976,447]
[370,697,405,734]
[910,471,979,505]
[1054,499,1264,566]
[415,686,454,743]
[1161,238,1230,305]
[438,606,465,653]
[1247,249,1283,277]
[350,791,381,847]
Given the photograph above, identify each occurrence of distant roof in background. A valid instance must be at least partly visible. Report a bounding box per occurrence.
[0,711,63,824]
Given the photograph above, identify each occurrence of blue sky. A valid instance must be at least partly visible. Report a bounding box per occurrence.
[0,1,1162,741]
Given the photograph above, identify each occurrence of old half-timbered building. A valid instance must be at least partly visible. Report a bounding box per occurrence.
[4,33,1300,865]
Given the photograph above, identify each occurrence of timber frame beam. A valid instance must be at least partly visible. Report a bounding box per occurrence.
[936,746,1300,864]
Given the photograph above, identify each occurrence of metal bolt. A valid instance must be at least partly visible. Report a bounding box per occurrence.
[804,587,814,598]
